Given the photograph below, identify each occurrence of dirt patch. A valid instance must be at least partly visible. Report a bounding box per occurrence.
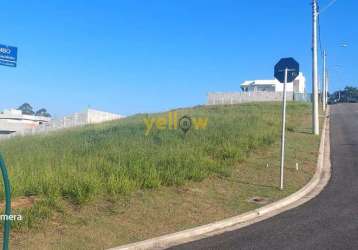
[0,196,37,209]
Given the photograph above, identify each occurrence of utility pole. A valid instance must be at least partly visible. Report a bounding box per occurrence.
[312,0,320,135]
[326,71,329,103]
[322,50,327,111]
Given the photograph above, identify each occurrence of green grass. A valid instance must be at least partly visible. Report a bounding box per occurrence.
[0,102,321,249]
[1,103,285,203]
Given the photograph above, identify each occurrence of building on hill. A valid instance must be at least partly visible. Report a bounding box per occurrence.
[240,72,306,93]
[0,108,123,140]
[0,109,51,135]
[207,72,310,105]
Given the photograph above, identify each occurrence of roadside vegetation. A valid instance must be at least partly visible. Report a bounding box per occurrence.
[0,102,321,249]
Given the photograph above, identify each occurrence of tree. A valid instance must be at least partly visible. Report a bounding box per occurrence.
[35,108,51,117]
[344,86,358,99]
[17,103,34,115]
[328,86,358,104]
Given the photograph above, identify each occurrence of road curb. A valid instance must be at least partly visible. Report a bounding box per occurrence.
[109,107,331,250]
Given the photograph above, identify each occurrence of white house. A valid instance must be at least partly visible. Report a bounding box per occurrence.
[240,72,306,93]
[0,109,51,135]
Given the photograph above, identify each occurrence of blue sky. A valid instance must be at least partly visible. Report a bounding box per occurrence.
[1,0,356,117]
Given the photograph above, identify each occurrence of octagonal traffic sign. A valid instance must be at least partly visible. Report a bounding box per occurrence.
[274,57,299,83]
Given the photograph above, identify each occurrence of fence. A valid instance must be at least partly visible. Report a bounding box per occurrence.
[293,93,312,102]
[207,92,311,105]
[0,109,123,141]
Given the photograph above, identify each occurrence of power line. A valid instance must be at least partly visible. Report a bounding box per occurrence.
[317,0,340,57]
[320,0,338,14]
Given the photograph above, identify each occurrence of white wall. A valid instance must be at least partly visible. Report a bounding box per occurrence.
[208,92,294,105]
[275,82,294,92]
[0,109,123,140]
[276,73,305,93]
[87,109,123,124]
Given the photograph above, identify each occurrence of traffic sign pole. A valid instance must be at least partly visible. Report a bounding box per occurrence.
[0,155,11,250]
[274,57,299,190]
[0,43,17,250]
[280,68,288,190]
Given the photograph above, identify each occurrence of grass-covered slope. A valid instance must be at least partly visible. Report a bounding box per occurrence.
[1,103,283,205]
[0,102,322,249]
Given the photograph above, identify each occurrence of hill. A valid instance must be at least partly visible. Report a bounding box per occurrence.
[0,102,320,249]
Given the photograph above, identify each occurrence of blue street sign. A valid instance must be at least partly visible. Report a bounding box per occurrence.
[0,44,17,67]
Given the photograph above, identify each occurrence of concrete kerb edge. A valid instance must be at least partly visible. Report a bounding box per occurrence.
[109,107,331,250]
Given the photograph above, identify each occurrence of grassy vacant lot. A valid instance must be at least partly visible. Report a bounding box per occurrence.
[0,102,321,249]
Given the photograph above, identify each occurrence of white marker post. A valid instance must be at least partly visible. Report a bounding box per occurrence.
[280,68,288,190]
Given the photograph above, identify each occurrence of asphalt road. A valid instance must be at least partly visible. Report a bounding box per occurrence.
[170,104,358,250]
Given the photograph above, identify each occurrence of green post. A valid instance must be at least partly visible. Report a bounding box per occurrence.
[0,154,11,250]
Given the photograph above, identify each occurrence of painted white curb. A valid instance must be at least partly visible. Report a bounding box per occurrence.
[109,107,331,250]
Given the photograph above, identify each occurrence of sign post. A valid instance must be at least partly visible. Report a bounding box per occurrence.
[0,43,17,250]
[274,58,299,190]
